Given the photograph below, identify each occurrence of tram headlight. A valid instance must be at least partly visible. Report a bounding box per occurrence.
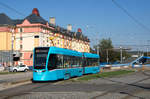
[42,70,46,72]
[34,70,37,72]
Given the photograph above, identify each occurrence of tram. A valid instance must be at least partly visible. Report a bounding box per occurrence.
[33,46,100,81]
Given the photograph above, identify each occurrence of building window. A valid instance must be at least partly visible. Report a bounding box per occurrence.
[47,37,49,42]
[20,45,23,49]
[58,40,59,45]
[42,28,45,33]
[18,28,23,32]
[34,35,39,38]
[20,37,23,40]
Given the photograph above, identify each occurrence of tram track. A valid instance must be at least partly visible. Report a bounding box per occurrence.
[0,81,61,99]
[0,70,150,99]
[90,74,150,99]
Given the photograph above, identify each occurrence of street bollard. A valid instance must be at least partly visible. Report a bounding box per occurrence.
[142,64,145,71]
[100,67,103,73]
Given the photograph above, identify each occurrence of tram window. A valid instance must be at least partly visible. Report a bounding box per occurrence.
[70,56,73,67]
[56,55,63,69]
[72,56,76,67]
[34,54,48,69]
[48,54,64,70]
[63,55,67,68]
[83,58,99,67]
[48,54,83,69]
[48,54,57,70]
[77,58,82,67]
[63,55,70,68]
[82,58,86,67]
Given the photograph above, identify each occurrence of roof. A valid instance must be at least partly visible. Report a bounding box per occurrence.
[49,46,83,57]
[143,56,150,59]
[83,52,100,58]
[13,19,24,25]
[0,13,14,26]
[0,12,90,42]
[25,14,47,24]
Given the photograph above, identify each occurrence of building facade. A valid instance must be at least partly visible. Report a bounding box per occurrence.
[0,8,90,66]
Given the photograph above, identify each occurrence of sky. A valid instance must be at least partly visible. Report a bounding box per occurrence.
[0,0,150,51]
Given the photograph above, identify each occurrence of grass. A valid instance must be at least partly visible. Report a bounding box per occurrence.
[71,70,135,81]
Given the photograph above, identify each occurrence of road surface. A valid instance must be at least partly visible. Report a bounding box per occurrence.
[0,70,150,99]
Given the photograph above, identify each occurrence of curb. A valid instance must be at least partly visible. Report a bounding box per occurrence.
[10,78,32,85]
[0,78,32,91]
[4,78,32,86]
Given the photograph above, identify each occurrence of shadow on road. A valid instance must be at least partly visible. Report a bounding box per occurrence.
[120,91,145,99]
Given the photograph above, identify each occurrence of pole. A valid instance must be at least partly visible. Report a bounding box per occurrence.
[120,46,123,63]
[1,51,4,65]
[147,47,148,56]
[96,32,99,55]
[11,37,14,66]
[11,28,14,66]
[0,51,1,65]
[97,46,99,55]
[106,49,109,63]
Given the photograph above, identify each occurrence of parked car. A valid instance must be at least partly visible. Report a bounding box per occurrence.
[0,66,4,71]
[9,65,29,72]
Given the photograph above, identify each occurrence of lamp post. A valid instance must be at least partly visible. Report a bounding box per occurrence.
[106,49,109,64]
[96,32,100,55]
[120,46,123,63]
[11,28,15,66]
[97,46,99,55]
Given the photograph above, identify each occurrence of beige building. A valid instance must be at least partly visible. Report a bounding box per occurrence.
[0,8,90,66]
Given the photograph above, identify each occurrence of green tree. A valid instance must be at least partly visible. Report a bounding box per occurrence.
[94,38,113,63]
[94,38,130,63]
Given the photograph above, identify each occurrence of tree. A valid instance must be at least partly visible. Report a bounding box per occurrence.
[94,38,113,63]
[94,38,130,63]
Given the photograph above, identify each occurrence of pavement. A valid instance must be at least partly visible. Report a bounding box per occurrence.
[0,70,150,99]
[0,71,32,91]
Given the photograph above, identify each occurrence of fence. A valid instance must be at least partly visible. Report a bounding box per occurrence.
[0,50,13,67]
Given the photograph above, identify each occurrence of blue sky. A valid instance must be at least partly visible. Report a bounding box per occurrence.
[0,0,150,50]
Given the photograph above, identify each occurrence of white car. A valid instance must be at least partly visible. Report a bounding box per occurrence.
[9,65,29,72]
[0,66,4,71]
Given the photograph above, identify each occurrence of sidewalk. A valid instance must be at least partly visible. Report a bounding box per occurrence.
[0,72,32,91]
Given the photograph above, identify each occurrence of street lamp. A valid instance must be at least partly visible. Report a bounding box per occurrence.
[120,46,123,63]
[11,28,15,66]
[106,49,109,64]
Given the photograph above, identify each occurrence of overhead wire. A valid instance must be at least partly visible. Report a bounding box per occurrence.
[0,1,25,17]
[112,0,150,33]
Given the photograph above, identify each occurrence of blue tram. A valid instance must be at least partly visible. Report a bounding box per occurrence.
[33,46,100,81]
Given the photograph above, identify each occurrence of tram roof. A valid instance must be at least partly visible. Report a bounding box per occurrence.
[83,52,100,58]
[143,56,150,59]
[49,46,82,57]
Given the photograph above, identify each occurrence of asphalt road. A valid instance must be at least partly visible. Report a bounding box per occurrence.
[0,70,150,99]
[0,72,32,84]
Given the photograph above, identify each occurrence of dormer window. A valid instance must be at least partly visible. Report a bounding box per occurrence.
[42,28,45,33]
[18,28,23,32]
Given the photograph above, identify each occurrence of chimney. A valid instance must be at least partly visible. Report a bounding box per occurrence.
[77,28,82,33]
[67,24,72,31]
[49,17,55,25]
[32,8,40,16]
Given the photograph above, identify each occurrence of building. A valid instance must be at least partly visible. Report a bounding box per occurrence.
[0,8,90,66]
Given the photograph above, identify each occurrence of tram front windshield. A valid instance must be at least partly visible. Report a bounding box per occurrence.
[34,48,49,69]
